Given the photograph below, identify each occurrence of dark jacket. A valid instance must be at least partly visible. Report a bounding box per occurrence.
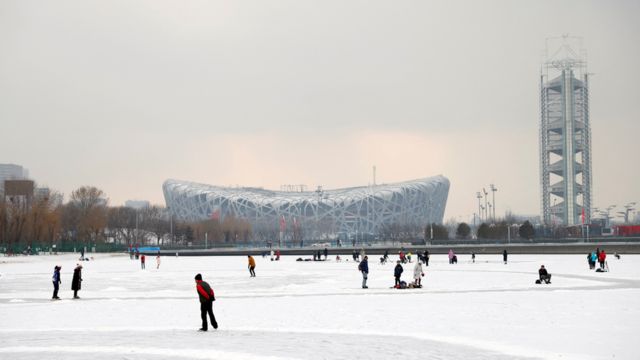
[539,267,549,277]
[196,280,215,303]
[359,259,369,274]
[503,250,508,260]
[394,264,403,277]
[71,267,82,291]
[52,269,61,284]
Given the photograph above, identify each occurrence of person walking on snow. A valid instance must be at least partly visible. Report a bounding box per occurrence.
[195,273,218,331]
[598,250,607,270]
[52,265,61,299]
[503,249,508,264]
[71,264,82,299]
[413,261,424,287]
[141,254,146,269]
[359,256,369,288]
[248,255,256,277]
[394,261,403,287]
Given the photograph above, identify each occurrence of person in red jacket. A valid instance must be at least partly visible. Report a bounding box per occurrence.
[195,273,218,331]
[140,254,146,270]
[598,250,607,270]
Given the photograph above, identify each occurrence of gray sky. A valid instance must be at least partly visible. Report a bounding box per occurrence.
[1,0,639,222]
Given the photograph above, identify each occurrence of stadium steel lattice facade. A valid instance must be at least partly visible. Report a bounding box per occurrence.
[163,176,449,241]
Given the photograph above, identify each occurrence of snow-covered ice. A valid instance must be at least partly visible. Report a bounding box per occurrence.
[1,252,639,359]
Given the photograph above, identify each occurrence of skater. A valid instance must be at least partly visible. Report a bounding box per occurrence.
[52,265,61,299]
[413,260,424,287]
[141,254,146,269]
[589,251,598,270]
[407,252,412,263]
[472,252,476,263]
[194,274,218,331]
[503,249,508,264]
[324,247,328,260]
[399,251,406,264]
[394,261,403,287]
[448,249,455,264]
[270,249,274,261]
[129,245,134,260]
[156,254,161,269]
[71,264,82,299]
[538,265,552,284]
[275,249,281,261]
[80,247,85,261]
[336,255,341,262]
[598,250,607,269]
[248,255,256,277]
[352,249,357,262]
[359,256,369,288]
[383,249,389,263]
[424,250,429,266]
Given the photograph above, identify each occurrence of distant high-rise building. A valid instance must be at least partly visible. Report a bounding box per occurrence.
[0,164,29,195]
[540,36,592,226]
[125,200,150,209]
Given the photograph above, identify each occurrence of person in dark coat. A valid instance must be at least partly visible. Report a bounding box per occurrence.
[394,261,403,287]
[52,266,61,299]
[71,264,82,299]
[358,256,369,289]
[324,247,328,260]
[424,250,429,266]
[538,265,552,284]
[195,273,218,331]
[503,249,508,264]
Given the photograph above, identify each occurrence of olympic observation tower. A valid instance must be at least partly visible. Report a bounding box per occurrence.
[540,35,592,226]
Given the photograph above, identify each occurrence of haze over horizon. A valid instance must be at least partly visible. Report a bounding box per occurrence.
[1,0,639,222]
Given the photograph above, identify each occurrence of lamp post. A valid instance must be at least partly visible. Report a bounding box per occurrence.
[490,184,497,221]
[483,188,489,223]
[476,192,483,223]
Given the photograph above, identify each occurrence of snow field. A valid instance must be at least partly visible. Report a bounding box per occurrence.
[1,252,639,359]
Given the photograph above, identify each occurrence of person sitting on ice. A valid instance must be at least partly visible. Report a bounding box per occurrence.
[538,265,552,284]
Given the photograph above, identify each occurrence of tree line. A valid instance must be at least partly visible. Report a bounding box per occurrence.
[0,185,253,251]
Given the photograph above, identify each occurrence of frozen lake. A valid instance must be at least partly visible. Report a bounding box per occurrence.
[1,252,639,359]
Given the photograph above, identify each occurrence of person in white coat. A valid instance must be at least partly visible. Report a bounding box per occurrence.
[413,261,424,287]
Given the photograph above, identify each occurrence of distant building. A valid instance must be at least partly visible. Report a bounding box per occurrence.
[540,36,592,226]
[125,200,150,209]
[0,164,29,195]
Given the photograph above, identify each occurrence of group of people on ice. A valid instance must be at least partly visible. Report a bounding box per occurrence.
[587,248,608,271]
[50,263,83,300]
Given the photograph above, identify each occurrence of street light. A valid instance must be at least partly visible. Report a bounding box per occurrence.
[490,184,498,221]
[476,192,483,223]
[483,188,489,223]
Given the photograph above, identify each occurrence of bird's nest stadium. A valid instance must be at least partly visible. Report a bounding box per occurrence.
[163,176,449,242]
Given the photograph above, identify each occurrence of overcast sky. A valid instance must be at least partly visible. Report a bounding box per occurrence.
[1,0,638,221]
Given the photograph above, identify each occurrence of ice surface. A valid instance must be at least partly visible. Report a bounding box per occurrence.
[1,253,639,359]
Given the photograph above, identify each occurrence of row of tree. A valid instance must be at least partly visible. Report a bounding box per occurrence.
[0,186,254,250]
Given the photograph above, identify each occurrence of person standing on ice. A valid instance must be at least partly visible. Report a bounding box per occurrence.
[71,264,82,299]
[503,249,508,264]
[358,256,369,289]
[394,261,403,287]
[141,254,146,270]
[324,247,328,260]
[413,261,424,287]
[598,250,607,270]
[52,265,61,299]
[194,273,218,331]
[156,253,161,269]
[424,250,430,266]
[448,249,454,264]
[248,255,256,277]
